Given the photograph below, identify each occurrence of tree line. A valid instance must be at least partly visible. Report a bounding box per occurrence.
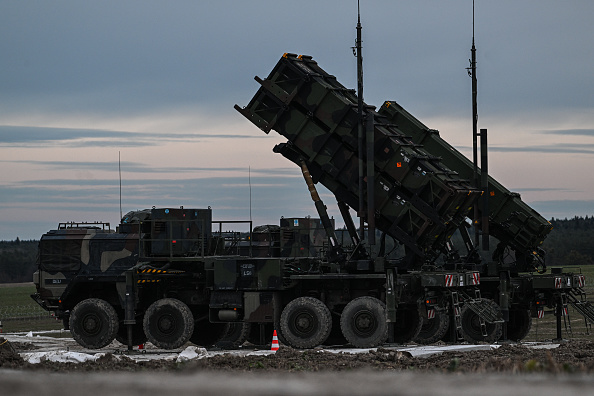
[543,216,594,267]
[1,216,593,283]
[0,239,38,283]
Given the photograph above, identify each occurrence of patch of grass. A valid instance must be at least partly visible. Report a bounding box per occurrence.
[0,283,39,306]
[3,317,65,333]
[0,283,63,333]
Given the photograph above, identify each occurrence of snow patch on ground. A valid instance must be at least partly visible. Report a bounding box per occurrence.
[4,331,560,365]
[22,351,109,364]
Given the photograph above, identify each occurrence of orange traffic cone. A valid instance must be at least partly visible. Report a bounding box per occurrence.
[271,330,279,351]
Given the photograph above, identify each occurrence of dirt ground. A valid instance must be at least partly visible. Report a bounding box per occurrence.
[3,337,594,374]
[4,338,594,396]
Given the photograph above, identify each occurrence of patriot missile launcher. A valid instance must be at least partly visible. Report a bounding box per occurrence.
[236,53,594,344]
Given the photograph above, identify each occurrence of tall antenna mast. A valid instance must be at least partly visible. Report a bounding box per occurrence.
[469,0,479,246]
[355,0,365,240]
[467,0,489,251]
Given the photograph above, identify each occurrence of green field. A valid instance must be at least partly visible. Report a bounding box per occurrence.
[0,283,64,333]
[1,266,593,341]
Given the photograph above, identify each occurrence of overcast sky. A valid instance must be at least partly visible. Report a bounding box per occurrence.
[1,1,593,240]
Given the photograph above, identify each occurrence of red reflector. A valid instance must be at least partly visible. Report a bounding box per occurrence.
[172,240,177,244]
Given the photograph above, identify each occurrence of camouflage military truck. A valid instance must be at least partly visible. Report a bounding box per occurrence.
[32,203,481,350]
[32,208,233,349]
[32,53,594,350]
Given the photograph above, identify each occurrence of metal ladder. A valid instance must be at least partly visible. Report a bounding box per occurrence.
[451,291,463,340]
[567,292,594,325]
[567,290,594,327]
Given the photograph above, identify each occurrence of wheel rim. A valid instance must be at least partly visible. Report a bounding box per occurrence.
[352,310,377,337]
[81,313,102,336]
[157,314,176,336]
[290,309,317,337]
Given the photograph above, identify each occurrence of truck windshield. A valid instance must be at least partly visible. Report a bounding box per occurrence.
[39,239,82,272]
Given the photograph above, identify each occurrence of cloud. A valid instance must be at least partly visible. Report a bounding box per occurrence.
[0,125,268,147]
[539,129,594,137]
[0,159,299,177]
[457,144,594,155]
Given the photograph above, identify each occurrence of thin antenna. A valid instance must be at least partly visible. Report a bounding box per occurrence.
[469,0,479,247]
[355,0,365,240]
[248,166,252,224]
[119,151,122,219]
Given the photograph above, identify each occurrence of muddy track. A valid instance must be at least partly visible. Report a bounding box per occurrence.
[3,337,594,374]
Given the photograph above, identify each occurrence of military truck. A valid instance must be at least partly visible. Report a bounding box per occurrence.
[32,53,593,351]
[32,207,485,349]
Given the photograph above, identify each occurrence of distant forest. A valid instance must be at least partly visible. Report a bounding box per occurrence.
[1,216,593,283]
[545,216,594,267]
[0,238,38,283]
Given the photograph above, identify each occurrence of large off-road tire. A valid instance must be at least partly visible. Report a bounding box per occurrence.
[116,322,148,346]
[392,305,423,344]
[340,296,388,348]
[69,298,119,349]
[190,321,230,347]
[216,322,251,349]
[280,297,332,349]
[505,309,532,342]
[143,298,194,349]
[460,299,503,344]
[415,309,451,345]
